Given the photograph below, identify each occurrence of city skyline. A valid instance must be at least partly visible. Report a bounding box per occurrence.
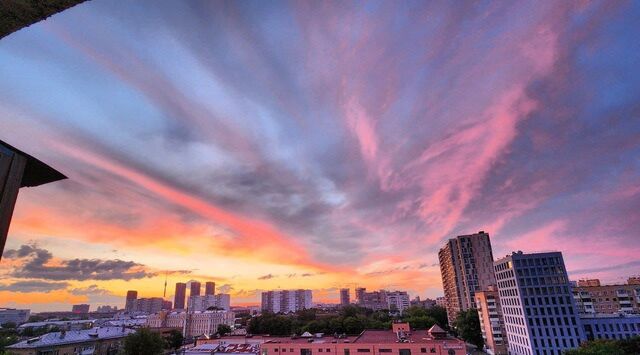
[1,0,640,312]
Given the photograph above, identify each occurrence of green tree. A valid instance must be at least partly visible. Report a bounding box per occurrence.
[165,329,184,352]
[122,328,164,355]
[424,306,448,330]
[454,310,483,349]
[217,324,232,336]
[343,316,365,335]
[565,337,640,355]
[0,322,16,329]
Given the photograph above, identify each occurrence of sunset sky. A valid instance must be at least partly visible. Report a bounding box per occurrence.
[1,0,639,312]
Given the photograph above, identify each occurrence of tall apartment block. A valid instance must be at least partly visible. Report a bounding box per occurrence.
[174,283,187,310]
[188,294,231,312]
[125,290,137,312]
[438,231,496,325]
[340,288,350,306]
[190,281,201,297]
[205,282,216,296]
[475,286,508,355]
[572,277,640,314]
[261,289,313,313]
[494,251,585,355]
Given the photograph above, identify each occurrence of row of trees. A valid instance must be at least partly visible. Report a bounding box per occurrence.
[565,337,640,355]
[248,305,449,336]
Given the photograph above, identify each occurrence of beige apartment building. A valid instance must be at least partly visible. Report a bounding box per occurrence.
[147,310,235,338]
[438,231,496,325]
[475,286,508,355]
[572,277,640,314]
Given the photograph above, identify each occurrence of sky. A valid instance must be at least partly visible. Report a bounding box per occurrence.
[0,0,639,312]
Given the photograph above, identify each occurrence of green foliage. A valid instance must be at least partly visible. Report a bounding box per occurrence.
[217,324,232,336]
[122,328,164,355]
[566,337,640,355]
[401,306,448,330]
[0,323,16,329]
[248,308,391,336]
[0,327,19,353]
[165,329,184,351]
[454,309,483,349]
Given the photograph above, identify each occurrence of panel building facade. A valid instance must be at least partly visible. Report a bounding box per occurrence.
[494,251,585,355]
[261,290,312,313]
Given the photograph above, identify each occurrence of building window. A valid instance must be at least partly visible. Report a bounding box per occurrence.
[357,350,371,353]
[430,349,436,353]
[399,349,410,355]
[302,349,312,355]
[447,350,455,355]
[380,350,392,353]
[345,350,350,355]
[420,349,426,353]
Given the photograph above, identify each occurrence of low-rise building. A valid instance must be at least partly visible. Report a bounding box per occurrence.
[580,313,640,341]
[72,304,90,314]
[572,278,640,314]
[0,308,30,325]
[6,327,134,355]
[147,310,235,338]
[386,291,411,315]
[260,323,465,355]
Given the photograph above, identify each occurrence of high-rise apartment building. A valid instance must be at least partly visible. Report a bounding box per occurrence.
[205,282,216,296]
[356,289,388,310]
[438,231,496,325]
[191,281,201,297]
[340,288,350,306]
[188,294,231,312]
[494,251,585,355]
[174,283,187,310]
[261,289,313,313]
[125,290,137,312]
[131,297,165,314]
[571,278,640,314]
[475,286,508,355]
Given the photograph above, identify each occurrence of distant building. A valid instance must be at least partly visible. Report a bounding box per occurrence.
[261,290,312,313]
[175,282,187,310]
[188,294,231,312]
[0,308,30,325]
[475,286,508,355]
[410,297,436,309]
[355,287,366,304]
[260,322,466,355]
[162,300,173,310]
[125,290,138,312]
[205,282,216,296]
[438,231,497,326]
[577,279,601,287]
[494,251,585,355]
[355,288,387,310]
[386,291,411,315]
[72,304,90,314]
[7,327,134,355]
[185,343,259,355]
[580,313,640,341]
[130,297,165,314]
[96,305,117,313]
[572,278,640,314]
[191,281,202,297]
[147,310,235,338]
[340,288,350,306]
[435,297,447,308]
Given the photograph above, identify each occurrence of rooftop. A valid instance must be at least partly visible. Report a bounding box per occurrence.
[8,327,135,349]
[263,329,456,345]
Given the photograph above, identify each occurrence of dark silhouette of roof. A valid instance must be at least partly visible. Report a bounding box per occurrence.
[0,0,87,39]
[0,140,66,187]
